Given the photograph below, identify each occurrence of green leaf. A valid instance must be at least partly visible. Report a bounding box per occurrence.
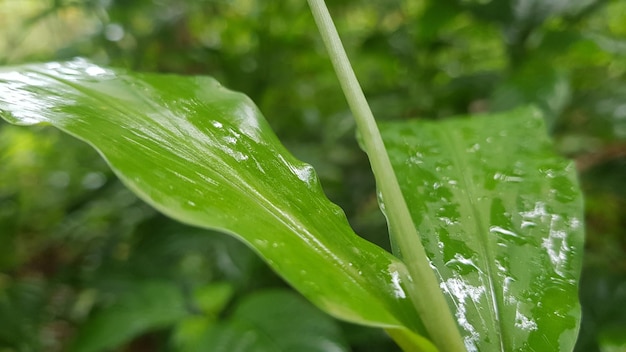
[0,279,47,350]
[70,281,189,352]
[598,327,626,352]
[380,107,584,351]
[491,62,571,130]
[0,60,431,349]
[186,290,350,352]
[172,282,234,350]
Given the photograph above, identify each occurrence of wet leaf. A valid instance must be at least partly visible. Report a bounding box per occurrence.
[380,107,584,351]
[0,60,431,349]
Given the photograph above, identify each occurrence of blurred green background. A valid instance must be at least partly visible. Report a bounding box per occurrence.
[0,0,625,351]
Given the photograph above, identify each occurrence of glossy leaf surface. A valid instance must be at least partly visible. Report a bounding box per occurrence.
[380,108,584,351]
[0,60,430,347]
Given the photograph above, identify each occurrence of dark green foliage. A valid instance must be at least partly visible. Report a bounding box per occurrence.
[0,0,624,350]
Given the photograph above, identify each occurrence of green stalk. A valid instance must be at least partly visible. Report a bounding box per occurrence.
[305,1,466,351]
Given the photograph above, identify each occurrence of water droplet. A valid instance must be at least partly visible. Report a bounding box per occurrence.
[438,216,456,225]
[542,229,569,277]
[277,155,316,186]
[223,136,237,144]
[408,153,423,164]
[445,253,482,273]
[389,268,407,299]
[442,277,485,347]
[85,66,107,76]
[520,202,548,219]
[489,226,520,239]
[514,310,538,331]
[493,172,523,183]
[254,239,268,248]
[467,143,480,152]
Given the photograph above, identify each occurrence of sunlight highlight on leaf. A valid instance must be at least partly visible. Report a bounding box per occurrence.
[0,59,433,350]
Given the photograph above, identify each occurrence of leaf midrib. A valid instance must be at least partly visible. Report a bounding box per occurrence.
[437,125,506,351]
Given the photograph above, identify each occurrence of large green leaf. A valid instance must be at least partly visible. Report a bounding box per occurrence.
[380,107,584,351]
[0,60,586,351]
[0,60,432,349]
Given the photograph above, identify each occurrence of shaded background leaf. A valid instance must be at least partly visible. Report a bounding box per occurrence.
[69,281,189,352]
[185,290,349,352]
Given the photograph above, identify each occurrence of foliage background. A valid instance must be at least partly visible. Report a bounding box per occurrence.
[0,0,625,351]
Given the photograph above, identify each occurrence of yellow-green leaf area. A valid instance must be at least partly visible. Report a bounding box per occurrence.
[0,60,428,345]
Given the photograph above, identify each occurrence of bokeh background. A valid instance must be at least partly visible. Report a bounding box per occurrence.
[1,0,625,351]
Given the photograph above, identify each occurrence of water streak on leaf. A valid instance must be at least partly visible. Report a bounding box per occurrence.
[380,108,584,351]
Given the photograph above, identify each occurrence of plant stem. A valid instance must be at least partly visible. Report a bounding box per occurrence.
[305,1,466,351]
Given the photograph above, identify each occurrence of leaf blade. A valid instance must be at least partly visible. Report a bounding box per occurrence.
[380,107,584,351]
[70,281,189,352]
[189,290,350,352]
[0,60,431,348]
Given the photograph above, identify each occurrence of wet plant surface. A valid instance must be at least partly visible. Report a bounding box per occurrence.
[0,0,624,351]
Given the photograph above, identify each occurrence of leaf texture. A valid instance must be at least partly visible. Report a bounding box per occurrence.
[0,60,431,348]
[380,108,584,351]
